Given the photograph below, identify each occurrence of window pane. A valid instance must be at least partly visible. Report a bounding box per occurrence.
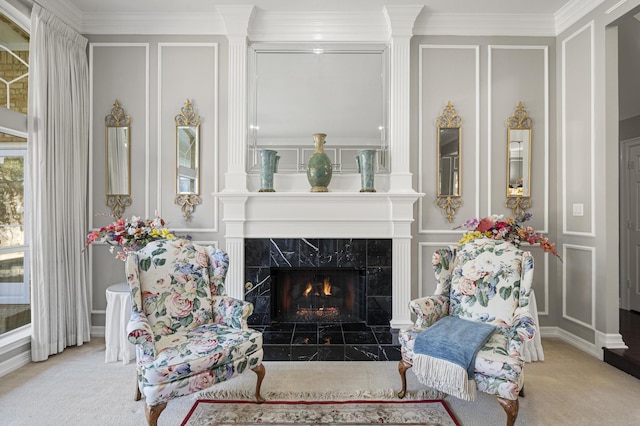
[0,153,24,248]
[0,13,29,116]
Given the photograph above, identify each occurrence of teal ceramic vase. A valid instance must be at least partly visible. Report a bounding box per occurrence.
[307,133,332,192]
[356,149,377,192]
[258,149,279,192]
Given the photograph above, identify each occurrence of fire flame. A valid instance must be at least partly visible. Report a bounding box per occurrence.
[323,277,332,296]
[303,283,313,297]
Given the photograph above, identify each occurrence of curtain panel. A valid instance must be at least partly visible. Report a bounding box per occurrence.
[27,4,90,361]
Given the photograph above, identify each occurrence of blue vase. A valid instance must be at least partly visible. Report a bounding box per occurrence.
[307,133,332,192]
[259,149,279,192]
[356,149,377,192]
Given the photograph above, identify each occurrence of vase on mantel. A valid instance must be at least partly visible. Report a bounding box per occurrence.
[258,149,279,192]
[307,133,332,192]
[356,149,376,192]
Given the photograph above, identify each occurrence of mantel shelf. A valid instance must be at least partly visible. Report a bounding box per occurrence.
[214,190,423,199]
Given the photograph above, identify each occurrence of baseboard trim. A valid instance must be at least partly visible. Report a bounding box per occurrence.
[0,350,31,378]
[91,325,105,338]
[539,326,603,359]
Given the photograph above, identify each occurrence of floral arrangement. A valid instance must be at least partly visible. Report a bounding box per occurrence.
[85,214,185,261]
[456,213,560,258]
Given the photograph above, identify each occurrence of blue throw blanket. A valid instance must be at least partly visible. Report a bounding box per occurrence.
[412,316,496,401]
[414,316,496,377]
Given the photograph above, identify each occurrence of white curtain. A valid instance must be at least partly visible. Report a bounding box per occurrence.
[27,4,90,361]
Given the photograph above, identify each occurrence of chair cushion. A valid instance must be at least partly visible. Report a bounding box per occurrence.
[399,325,523,382]
[136,240,216,338]
[450,239,524,328]
[141,324,263,385]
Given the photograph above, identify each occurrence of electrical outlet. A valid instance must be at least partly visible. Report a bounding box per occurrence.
[572,203,584,217]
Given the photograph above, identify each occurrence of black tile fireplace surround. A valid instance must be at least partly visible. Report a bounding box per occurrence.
[244,238,400,361]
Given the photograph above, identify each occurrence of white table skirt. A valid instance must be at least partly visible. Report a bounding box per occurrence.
[523,290,545,362]
[105,282,136,364]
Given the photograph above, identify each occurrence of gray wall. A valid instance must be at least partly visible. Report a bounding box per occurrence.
[410,35,557,327]
[86,35,228,331]
[85,0,640,354]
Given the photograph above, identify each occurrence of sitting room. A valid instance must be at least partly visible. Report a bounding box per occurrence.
[1,0,640,425]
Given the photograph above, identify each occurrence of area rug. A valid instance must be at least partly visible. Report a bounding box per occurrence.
[182,391,459,426]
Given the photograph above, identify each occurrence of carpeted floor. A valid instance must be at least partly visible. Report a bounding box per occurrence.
[1,337,640,425]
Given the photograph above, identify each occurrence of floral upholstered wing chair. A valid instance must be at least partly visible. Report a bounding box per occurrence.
[398,238,536,426]
[125,239,265,426]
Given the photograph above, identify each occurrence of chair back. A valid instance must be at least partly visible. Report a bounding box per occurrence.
[446,238,534,329]
[125,239,229,338]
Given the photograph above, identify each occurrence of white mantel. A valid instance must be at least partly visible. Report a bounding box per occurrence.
[218,190,421,330]
[216,5,423,330]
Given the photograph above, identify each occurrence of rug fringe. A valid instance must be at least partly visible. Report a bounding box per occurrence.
[196,388,446,401]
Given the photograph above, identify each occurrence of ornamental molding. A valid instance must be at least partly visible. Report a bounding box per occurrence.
[48,1,603,38]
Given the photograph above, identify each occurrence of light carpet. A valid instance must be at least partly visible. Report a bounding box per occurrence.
[182,399,459,426]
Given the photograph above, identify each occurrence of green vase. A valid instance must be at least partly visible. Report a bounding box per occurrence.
[307,133,332,192]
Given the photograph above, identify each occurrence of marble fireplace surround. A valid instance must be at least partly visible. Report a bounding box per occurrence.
[218,192,420,331]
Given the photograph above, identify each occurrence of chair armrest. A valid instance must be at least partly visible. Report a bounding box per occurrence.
[213,296,254,329]
[126,311,156,361]
[505,306,536,359]
[409,295,450,328]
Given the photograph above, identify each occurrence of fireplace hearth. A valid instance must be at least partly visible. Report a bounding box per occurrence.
[244,238,400,361]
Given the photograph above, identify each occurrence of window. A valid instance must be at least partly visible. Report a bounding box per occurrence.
[0,10,29,336]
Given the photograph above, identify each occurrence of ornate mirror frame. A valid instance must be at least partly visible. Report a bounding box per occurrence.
[174,99,201,221]
[435,101,463,223]
[505,101,533,216]
[105,100,131,219]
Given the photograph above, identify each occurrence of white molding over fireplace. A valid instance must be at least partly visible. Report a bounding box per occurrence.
[216,4,423,330]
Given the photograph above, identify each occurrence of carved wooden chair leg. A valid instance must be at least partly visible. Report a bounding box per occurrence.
[497,397,519,426]
[134,376,142,401]
[397,359,412,399]
[252,364,266,403]
[144,402,167,426]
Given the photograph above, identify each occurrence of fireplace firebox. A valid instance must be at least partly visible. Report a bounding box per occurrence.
[271,267,366,323]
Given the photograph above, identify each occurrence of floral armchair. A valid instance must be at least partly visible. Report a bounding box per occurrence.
[125,239,265,426]
[398,238,536,426]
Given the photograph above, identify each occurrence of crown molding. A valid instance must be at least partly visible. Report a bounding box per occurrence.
[80,12,226,35]
[249,11,389,42]
[555,0,605,35]
[414,13,556,37]
[37,1,608,40]
[383,5,424,37]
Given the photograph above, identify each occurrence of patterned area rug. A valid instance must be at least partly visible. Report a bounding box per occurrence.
[182,399,459,426]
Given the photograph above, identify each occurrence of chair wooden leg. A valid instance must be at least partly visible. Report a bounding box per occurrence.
[144,403,167,426]
[397,359,412,399]
[252,364,266,403]
[497,397,519,426]
[134,377,142,401]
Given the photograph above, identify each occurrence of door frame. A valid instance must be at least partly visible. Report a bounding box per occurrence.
[620,136,640,311]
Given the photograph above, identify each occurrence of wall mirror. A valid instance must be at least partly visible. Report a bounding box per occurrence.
[174,99,201,221]
[435,101,462,223]
[105,100,131,218]
[505,101,533,216]
[247,43,389,173]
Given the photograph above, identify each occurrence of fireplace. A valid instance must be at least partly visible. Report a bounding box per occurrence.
[244,238,400,361]
[271,267,366,323]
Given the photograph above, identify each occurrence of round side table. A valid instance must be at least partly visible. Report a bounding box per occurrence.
[105,282,136,364]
